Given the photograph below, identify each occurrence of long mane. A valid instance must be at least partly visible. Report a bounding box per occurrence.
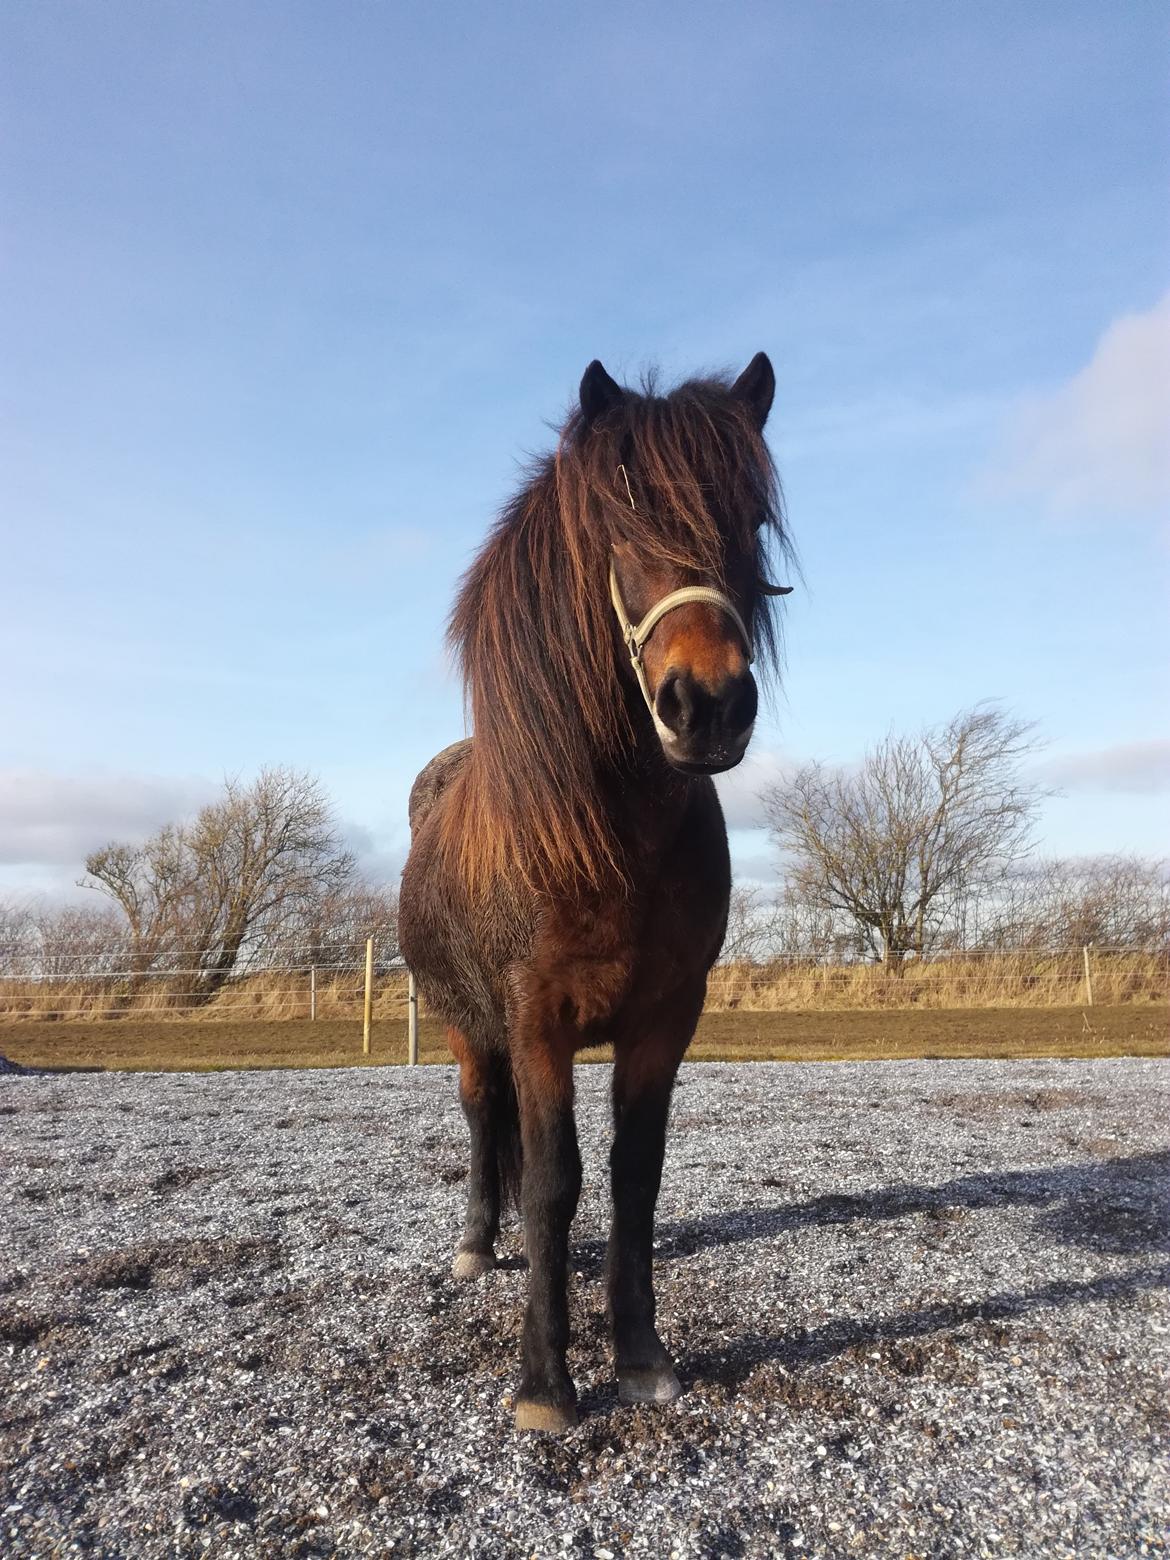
[441,371,790,897]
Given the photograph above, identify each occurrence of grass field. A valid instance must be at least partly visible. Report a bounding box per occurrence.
[1,1004,1165,1073]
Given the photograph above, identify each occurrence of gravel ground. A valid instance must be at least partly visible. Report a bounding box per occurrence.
[1,1057,1167,1559]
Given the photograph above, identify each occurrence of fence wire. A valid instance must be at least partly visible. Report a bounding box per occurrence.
[0,943,1166,1023]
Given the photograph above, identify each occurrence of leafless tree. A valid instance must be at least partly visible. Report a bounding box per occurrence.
[764,704,1046,966]
[32,904,130,980]
[281,882,400,968]
[719,885,781,965]
[84,768,355,996]
[0,899,37,978]
[718,885,868,966]
[0,900,130,983]
[980,855,1170,951]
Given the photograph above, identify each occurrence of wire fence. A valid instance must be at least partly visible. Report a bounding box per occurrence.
[0,943,408,1023]
[1,942,1166,1025]
[706,945,1169,1011]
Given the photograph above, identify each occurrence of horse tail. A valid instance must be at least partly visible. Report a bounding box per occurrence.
[492,1053,524,1217]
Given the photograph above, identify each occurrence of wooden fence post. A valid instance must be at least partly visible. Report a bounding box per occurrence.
[1082,944,1094,1007]
[309,964,316,1023]
[363,938,374,1055]
[407,970,418,1065]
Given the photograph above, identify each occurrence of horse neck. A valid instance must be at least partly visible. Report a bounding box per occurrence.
[599,685,699,866]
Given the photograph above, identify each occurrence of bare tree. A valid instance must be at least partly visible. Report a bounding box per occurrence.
[718,884,871,967]
[283,882,400,968]
[764,705,1046,966]
[85,768,355,997]
[980,855,1170,951]
[82,826,192,983]
[32,903,130,980]
[0,899,37,978]
[719,885,781,965]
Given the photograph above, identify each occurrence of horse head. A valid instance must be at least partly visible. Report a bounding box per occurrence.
[576,353,791,775]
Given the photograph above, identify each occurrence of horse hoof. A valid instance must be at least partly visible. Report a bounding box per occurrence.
[618,1367,682,1405]
[514,1399,579,1434]
[452,1248,495,1281]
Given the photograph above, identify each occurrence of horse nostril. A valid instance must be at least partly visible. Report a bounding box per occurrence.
[724,674,758,738]
[655,670,699,736]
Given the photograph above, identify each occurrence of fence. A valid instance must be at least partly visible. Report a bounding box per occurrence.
[1,943,1166,1062]
[0,936,424,1061]
[0,941,392,1014]
[704,945,1168,1011]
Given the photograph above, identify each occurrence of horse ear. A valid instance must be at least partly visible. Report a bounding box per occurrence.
[731,351,775,429]
[579,360,625,426]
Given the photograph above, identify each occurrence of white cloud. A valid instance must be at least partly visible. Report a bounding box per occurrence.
[0,770,216,870]
[726,841,781,886]
[340,821,407,886]
[1039,739,1170,795]
[986,294,1170,517]
[714,747,797,831]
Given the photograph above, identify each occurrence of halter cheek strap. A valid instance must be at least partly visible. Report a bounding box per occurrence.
[608,558,754,715]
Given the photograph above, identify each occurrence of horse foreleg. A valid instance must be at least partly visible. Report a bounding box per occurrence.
[449,1028,504,1280]
[608,985,702,1405]
[513,1033,581,1432]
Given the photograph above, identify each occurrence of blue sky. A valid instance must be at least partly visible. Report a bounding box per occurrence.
[2,0,1167,900]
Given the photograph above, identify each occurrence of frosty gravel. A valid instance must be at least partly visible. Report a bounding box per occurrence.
[1,1057,1167,1557]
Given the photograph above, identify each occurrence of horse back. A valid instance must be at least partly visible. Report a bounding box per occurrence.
[408,738,473,834]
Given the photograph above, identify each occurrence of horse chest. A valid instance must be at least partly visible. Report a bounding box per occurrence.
[526,828,730,1037]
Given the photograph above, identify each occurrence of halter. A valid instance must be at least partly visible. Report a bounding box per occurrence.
[607,463,791,715]
[608,561,754,716]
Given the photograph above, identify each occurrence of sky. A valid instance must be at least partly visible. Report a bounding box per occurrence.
[2,0,1168,905]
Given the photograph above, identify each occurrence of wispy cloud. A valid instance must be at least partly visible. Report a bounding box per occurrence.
[984,294,1170,517]
[0,770,216,870]
[1039,739,1170,795]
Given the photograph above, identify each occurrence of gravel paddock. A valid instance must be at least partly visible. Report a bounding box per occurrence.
[1,1058,1167,1558]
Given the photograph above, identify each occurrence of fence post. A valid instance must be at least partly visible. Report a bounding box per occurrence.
[362,938,374,1055]
[407,970,418,1065]
[1082,944,1094,1007]
[309,964,317,1023]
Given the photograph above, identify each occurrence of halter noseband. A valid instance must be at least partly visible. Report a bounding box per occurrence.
[608,559,754,715]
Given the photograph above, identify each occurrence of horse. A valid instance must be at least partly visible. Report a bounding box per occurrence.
[398,353,792,1433]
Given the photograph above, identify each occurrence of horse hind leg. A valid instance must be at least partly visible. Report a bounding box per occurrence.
[449,1028,519,1280]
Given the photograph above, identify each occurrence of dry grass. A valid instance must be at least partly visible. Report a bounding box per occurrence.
[706,950,1167,1011]
[0,969,413,1024]
[1,1005,1164,1073]
[3,951,1165,1025]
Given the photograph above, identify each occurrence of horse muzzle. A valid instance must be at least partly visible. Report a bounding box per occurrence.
[652,666,757,774]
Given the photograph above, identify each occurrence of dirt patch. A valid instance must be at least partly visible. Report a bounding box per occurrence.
[151,1166,222,1192]
[0,1309,56,1347]
[934,1087,1107,1116]
[0,1306,91,1350]
[1049,1193,1170,1258]
[67,1237,281,1292]
[0,1006,1164,1073]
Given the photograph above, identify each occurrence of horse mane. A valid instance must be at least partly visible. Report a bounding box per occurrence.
[441,370,790,898]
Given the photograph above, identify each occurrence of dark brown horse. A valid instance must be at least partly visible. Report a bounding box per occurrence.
[399,354,792,1432]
